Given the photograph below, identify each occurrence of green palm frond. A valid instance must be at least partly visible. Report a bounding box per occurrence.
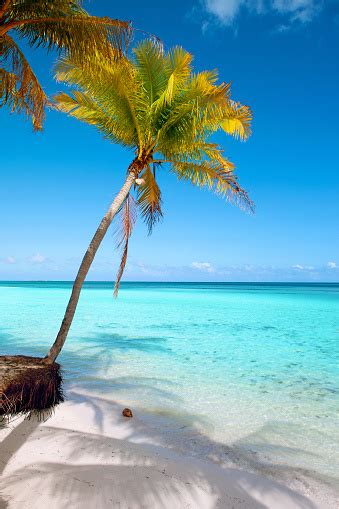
[133,39,169,107]
[0,34,47,129]
[137,165,163,234]
[151,46,192,111]
[153,76,230,148]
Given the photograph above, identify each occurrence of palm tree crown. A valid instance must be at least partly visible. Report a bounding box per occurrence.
[0,0,130,130]
[55,39,253,294]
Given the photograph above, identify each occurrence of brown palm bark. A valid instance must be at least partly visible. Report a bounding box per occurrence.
[43,168,137,364]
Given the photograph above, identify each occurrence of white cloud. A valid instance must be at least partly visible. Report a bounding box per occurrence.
[3,256,16,264]
[126,261,169,277]
[276,23,290,31]
[202,0,321,26]
[291,264,315,271]
[191,261,215,273]
[204,0,247,25]
[29,253,47,264]
[272,0,318,22]
[25,259,334,282]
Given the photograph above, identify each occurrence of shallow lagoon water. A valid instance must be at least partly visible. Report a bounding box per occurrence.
[1,281,338,488]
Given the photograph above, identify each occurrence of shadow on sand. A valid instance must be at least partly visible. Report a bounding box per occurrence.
[1,390,337,508]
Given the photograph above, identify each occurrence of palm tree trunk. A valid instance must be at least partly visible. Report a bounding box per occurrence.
[43,170,136,364]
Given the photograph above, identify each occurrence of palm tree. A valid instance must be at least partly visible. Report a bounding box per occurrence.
[44,40,253,364]
[0,0,130,130]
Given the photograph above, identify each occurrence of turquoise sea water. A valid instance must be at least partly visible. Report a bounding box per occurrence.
[0,281,338,488]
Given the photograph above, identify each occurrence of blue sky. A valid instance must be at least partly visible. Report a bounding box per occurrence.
[1,0,338,282]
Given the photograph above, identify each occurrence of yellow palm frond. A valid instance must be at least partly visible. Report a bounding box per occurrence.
[172,158,254,212]
[153,74,230,149]
[1,1,131,60]
[54,90,136,147]
[55,55,142,147]
[221,101,252,140]
[0,34,47,130]
[0,0,131,128]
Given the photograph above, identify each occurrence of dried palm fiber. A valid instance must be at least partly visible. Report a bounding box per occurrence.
[0,355,63,418]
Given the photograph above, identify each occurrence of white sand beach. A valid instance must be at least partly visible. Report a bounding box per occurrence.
[0,392,336,509]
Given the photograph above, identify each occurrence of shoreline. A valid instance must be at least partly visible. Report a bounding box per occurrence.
[1,390,337,508]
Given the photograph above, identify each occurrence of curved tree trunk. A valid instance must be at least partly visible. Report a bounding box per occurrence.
[43,169,136,364]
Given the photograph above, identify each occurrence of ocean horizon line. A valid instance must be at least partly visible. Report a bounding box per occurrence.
[1,280,338,285]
